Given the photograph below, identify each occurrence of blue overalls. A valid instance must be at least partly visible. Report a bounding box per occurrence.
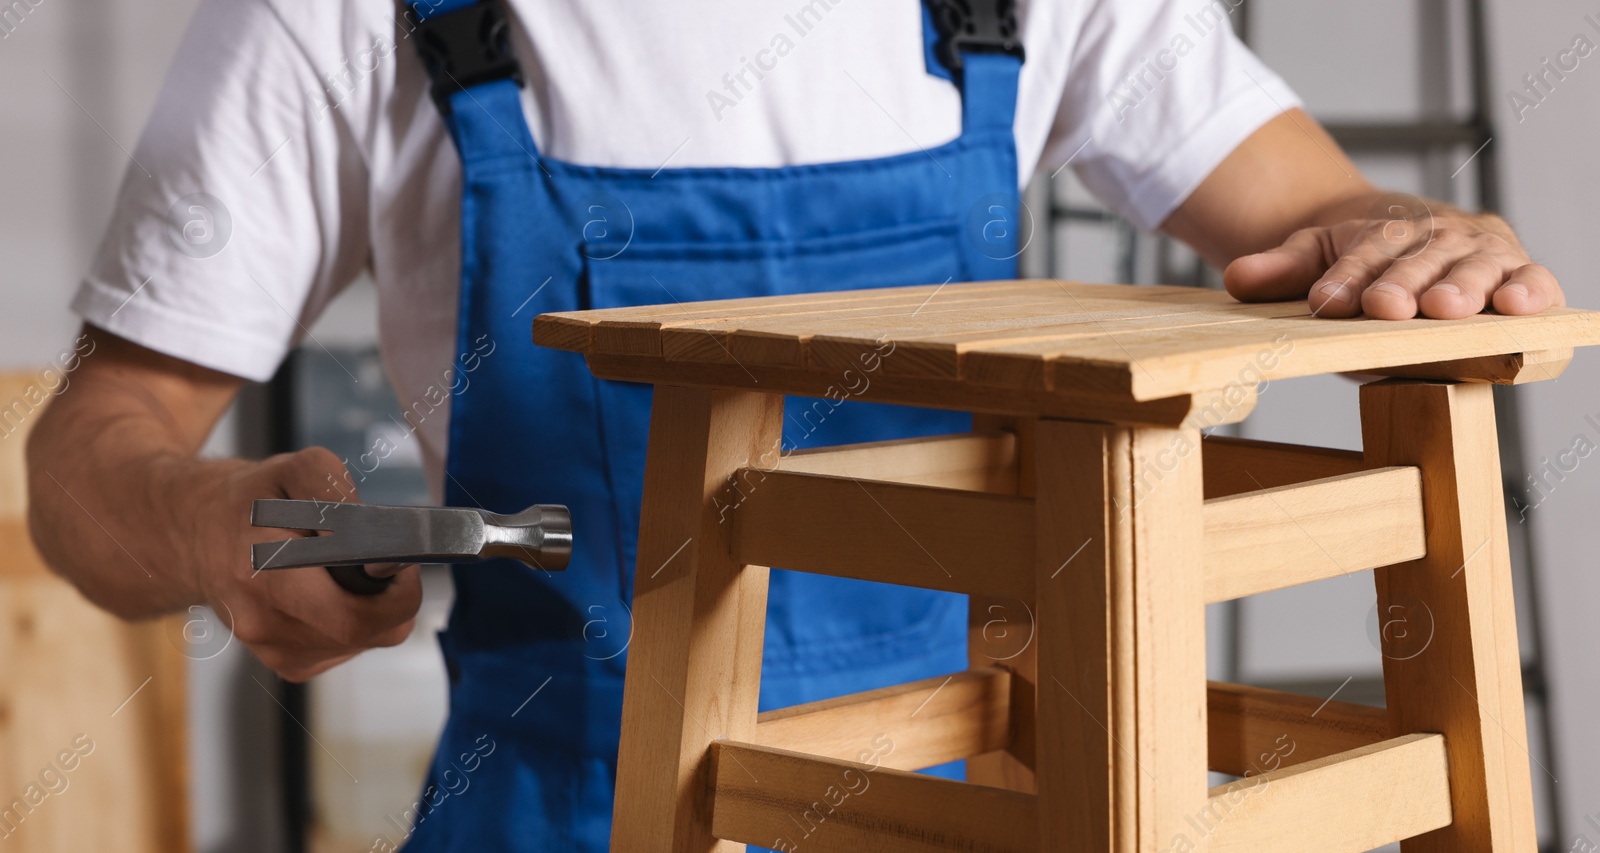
[400,2,1024,849]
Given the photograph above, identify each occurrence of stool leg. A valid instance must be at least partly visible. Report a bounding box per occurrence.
[1033,419,1209,852]
[1360,380,1538,852]
[970,415,1038,794]
[611,385,784,853]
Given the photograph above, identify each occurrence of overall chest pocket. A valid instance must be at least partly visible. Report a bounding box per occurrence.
[579,220,973,679]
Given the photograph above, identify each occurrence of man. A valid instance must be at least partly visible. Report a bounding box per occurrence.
[26,0,1563,849]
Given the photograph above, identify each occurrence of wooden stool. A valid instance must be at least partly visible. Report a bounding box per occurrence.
[535,281,1600,853]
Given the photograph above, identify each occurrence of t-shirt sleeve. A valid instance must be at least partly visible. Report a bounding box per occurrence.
[73,0,371,382]
[1039,0,1303,231]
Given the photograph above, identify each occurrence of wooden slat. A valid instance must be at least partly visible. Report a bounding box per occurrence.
[1000,302,1600,399]
[1207,681,1390,777]
[1205,734,1453,852]
[732,463,1422,606]
[541,281,1600,400]
[729,470,1035,600]
[753,668,1011,772]
[709,741,1038,853]
[1201,434,1367,499]
[1371,346,1573,385]
[1203,467,1427,602]
[1361,380,1538,851]
[966,416,1038,792]
[584,354,1256,428]
[779,431,1018,493]
[609,387,782,852]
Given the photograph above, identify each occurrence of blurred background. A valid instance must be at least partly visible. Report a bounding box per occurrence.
[1,0,1597,851]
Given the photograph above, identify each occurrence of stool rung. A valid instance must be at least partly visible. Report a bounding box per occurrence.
[730,465,1424,605]
[755,667,1012,772]
[710,741,1037,853]
[1202,434,1367,498]
[1205,733,1452,852]
[780,431,1019,493]
[1204,466,1426,602]
[730,470,1034,599]
[1207,680,1390,777]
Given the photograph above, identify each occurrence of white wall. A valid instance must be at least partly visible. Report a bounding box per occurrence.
[1484,0,1600,842]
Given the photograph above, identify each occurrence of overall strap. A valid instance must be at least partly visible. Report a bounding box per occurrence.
[923,0,1026,136]
[404,0,537,162]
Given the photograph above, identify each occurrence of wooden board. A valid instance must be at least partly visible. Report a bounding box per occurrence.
[1360,381,1539,851]
[609,387,783,852]
[1202,466,1427,602]
[966,415,1038,794]
[0,368,189,853]
[1207,681,1390,777]
[753,668,1011,772]
[537,281,1600,403]
[729,462,1422,606]
[709,741,1038,852]
[1031,420,1209,851]
[1206,734,1453,852]
[728,469,1035,600]
[778,431,1018,493]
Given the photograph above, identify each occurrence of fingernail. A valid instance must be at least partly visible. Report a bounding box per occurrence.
[1502,283,1530,298]
[1316,280,1352,302]
[1431,282,1462,296]
[1370,282,1405,296]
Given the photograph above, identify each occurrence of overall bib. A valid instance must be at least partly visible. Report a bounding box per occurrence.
[400,2,1024,848]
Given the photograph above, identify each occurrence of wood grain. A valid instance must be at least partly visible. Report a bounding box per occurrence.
[753,668,1011,772]
[538,281,1600,402]
[0,369,189,853]
[778,431,1017,492]
[731,459,1422,608]
[1202,466,1427,602]
[1031,420,1209,851]
[1206,680,1390,777]
[610,386,783,852]
[709,741,1039,852]
[728,469,1035,600]
[966,415,1038,793]
[1200,434,1368,499]
[1205,734,1453,852]
[1360,380,1539,852]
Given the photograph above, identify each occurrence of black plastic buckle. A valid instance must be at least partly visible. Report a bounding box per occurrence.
[409,0,523,111]
[929,0,1025,73]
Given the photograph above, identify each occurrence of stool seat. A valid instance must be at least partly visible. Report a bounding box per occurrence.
[538,282,1600,853]
[538,280,1600,425]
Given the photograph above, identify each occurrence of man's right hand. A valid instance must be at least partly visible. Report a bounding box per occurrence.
[27,326,422,681]
[186,447,422,680]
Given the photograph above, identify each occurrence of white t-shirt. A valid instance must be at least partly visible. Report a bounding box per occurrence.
[74,0,1299,490]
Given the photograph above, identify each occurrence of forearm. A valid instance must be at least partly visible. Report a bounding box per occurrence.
[25,328,242,619]
[28,387,221,617]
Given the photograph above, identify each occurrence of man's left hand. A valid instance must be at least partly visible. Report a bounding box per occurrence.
[1223,205,1565,320]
